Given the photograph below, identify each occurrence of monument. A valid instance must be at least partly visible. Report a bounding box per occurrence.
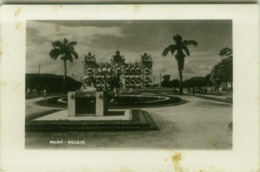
[68,76,108,117]
[68,91,109,117]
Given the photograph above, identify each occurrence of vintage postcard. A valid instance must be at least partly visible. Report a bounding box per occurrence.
[0,4,259,172]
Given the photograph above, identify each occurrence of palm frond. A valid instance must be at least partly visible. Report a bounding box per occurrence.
[67,53,73,63]
[68,41,77,47]
[173,34,183,43]
[49,48,62,60]
[162,44,176,56]
[63,38,68,46]
[183,40,198,47]
[183,46,190,56]
[50,38,78,64]
[52,41,63,48]
[71,51,78,59]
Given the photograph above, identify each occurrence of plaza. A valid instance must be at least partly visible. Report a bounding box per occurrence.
[25,20,233,150]
[25,94,232,149]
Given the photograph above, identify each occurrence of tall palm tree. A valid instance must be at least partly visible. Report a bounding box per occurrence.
[162,34,198,94]
[49,38,78,91]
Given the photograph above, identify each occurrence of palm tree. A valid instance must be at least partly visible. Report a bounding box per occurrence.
[162,34,198,94]
[49,38,78,91]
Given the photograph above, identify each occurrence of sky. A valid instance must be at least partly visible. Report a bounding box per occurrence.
[26,20,232,83]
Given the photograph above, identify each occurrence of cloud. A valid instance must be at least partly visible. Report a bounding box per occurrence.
[26,21,125,76]
[26,20,231,83]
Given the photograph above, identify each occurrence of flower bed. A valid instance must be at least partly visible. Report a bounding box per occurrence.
[26,110,159,132]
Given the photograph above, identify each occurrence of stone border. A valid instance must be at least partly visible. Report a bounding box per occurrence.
[25,109,159,132]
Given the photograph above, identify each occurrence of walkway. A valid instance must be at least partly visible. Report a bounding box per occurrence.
[26,96,64,119]
[25,95,232,149]
[193,93,232,103]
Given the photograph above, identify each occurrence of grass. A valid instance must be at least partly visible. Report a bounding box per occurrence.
[33,94,184,109]
[26,109,62,122]
[35,97,67,108]
[26,94,42,99]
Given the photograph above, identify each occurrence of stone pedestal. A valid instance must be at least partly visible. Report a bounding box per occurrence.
[68,90,108,117]
[68,92,76,117]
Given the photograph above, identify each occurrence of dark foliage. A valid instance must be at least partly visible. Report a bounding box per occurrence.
[161,75,180,88]
[49,38,79,91]
[26,73,82,93]
[183,77,207,88]
[111,95,181,107]
[162,34,198,94]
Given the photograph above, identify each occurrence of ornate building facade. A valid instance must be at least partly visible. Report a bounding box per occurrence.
[83,50,153,91]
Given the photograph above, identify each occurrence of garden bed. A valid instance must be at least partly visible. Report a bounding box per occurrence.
[25,110,159,132]
[34,94,183,109]
[110,95,181,107]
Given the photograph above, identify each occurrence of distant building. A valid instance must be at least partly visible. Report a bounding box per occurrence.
[83,50,153,91]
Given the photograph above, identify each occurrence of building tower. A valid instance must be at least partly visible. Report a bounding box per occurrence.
[111,50,125,90]
[82,50,154,91]
[140,52,153,88]
[83,52,97,83]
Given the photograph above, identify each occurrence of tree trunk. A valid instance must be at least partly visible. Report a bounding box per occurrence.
[64,59,67,92]
[178,68,183,95]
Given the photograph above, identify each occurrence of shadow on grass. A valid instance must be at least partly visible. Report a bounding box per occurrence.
[26,109,62,122]
[34,97,67,108]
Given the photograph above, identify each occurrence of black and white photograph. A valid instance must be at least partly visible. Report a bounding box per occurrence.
[25,20,233,149]
[0,5,259,172]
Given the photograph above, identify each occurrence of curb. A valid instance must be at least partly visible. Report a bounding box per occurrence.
[194,95,232,104]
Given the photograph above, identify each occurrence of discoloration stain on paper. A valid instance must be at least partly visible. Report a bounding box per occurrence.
[0,81,8,87]
[15,22,22,30]
[10,83,21,92]
[172,152,182,166]
[14,7,22,17]
[172,152,185,172]
[52,5,63,11]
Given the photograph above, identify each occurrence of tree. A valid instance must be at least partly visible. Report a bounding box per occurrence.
[204,74,213,86]
[161,75,171,88]
[161,75,180,88]
[210,47,233,91]
[172,79,180,88]
[183,77,207,88]
[49,38,78,92]
[162,34,198,94]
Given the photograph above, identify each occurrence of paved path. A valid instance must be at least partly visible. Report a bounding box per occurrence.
[26,96,64,118]
[192,93,232,103]
[141,95,232,149]
[26,95,232,149]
